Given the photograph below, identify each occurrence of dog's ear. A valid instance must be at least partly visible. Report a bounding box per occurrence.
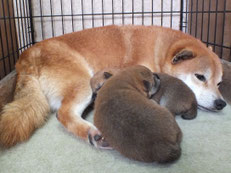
[172,50,195,64]
[143,80,150,91]
[103,72,113,79]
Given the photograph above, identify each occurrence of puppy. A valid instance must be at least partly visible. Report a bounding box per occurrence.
[91,69,197,120]
[90,67,120,102]
[151,73,197,119]
[93,65,182,163]
[219,60,231,105]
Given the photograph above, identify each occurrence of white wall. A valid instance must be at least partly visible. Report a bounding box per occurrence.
[31,0,182,42]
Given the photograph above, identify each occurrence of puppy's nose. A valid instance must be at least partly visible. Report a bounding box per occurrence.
[214,99,226,110]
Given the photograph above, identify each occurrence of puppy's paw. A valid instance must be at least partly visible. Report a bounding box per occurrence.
[181,113,197,120]
[88,127,112,150]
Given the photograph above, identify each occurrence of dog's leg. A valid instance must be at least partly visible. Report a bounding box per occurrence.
[56,86,111,149]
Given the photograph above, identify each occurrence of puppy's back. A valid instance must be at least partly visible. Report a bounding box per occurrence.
[94,66,182,163]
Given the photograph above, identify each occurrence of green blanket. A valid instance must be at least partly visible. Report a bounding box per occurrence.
[1,105,231,173]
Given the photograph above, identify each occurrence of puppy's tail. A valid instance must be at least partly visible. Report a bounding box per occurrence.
[0,75,50,148]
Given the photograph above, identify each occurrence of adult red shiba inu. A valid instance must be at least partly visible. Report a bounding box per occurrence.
[0,25,226,148]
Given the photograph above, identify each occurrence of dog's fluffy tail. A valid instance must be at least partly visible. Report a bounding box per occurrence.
[0,75,50,148]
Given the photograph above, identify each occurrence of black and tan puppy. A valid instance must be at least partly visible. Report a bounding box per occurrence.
[151,73,197,119]
[219,60,231,105]
[93,65,182,163]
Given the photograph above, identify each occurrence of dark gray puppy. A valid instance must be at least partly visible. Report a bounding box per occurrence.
[219,59,231,104]
[152,73,197,120]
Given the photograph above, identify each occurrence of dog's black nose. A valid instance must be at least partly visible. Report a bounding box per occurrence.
[214,99,226,110]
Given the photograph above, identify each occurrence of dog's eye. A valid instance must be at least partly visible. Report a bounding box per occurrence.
[195,74,206,82]
[217,82,221,86]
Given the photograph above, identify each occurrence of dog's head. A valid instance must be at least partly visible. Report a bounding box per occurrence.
[166,41,226,112]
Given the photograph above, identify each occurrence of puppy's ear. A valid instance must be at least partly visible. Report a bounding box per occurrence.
[172,49,195,64]
[143,80,150,91]
[103,72,113,79]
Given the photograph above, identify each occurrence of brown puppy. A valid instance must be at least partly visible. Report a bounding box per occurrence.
[151,73,197,119]
[91,70,197,120]
[219,60,231,104]
[94,65,182,163]
[90,67,120,101]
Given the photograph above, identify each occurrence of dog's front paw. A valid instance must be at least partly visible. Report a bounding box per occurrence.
[88,127,112,150]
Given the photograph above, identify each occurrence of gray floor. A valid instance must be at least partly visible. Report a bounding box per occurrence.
[1,105,231,173]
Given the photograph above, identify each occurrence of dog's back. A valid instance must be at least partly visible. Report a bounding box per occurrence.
[94,65,182,163]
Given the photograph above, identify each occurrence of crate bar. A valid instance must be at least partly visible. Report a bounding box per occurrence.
[60,0,64,34]
[200,0,205,40]
[194,0,198,37]
[185,0,189,32]
[112,0,114,24]
[1,0,12,71]
[1,9,230,20]
[91,0,94,27]
[220,0,227,58]
[151,0,153,25]
[39,0,44,40]
[189,0,193,34]
[29,10,228,18]
[6,0,17,64]
[70,0,74,31]
[161,0,163,26]
[142,0,144,25]
[201,42,231,50]
[25,0,32,45]
[81,0,84,29]
[132,0,134,24]
[22,0,29,48]
[206,0,211,46]
[179,0,184,31]
[102,0,104,26]
[0,27,7,77]
[0,16,31,20]
[15,0,23,52]
[11,0,20,57]
[122,0,124,25]
[213,0,218,51]
[170,0,173,28]
[49,0,55,37]
[18,0,26,50]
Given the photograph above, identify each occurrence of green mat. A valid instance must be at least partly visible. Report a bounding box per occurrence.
[1,105,231,173]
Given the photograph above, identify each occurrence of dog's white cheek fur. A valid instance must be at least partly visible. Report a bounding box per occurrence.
[177,75,217,109]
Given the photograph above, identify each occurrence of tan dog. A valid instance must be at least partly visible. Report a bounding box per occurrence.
[0,25,225,148]
[94,65,182,163]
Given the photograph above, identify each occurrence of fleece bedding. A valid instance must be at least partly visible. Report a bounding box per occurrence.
[0,105,231,173]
